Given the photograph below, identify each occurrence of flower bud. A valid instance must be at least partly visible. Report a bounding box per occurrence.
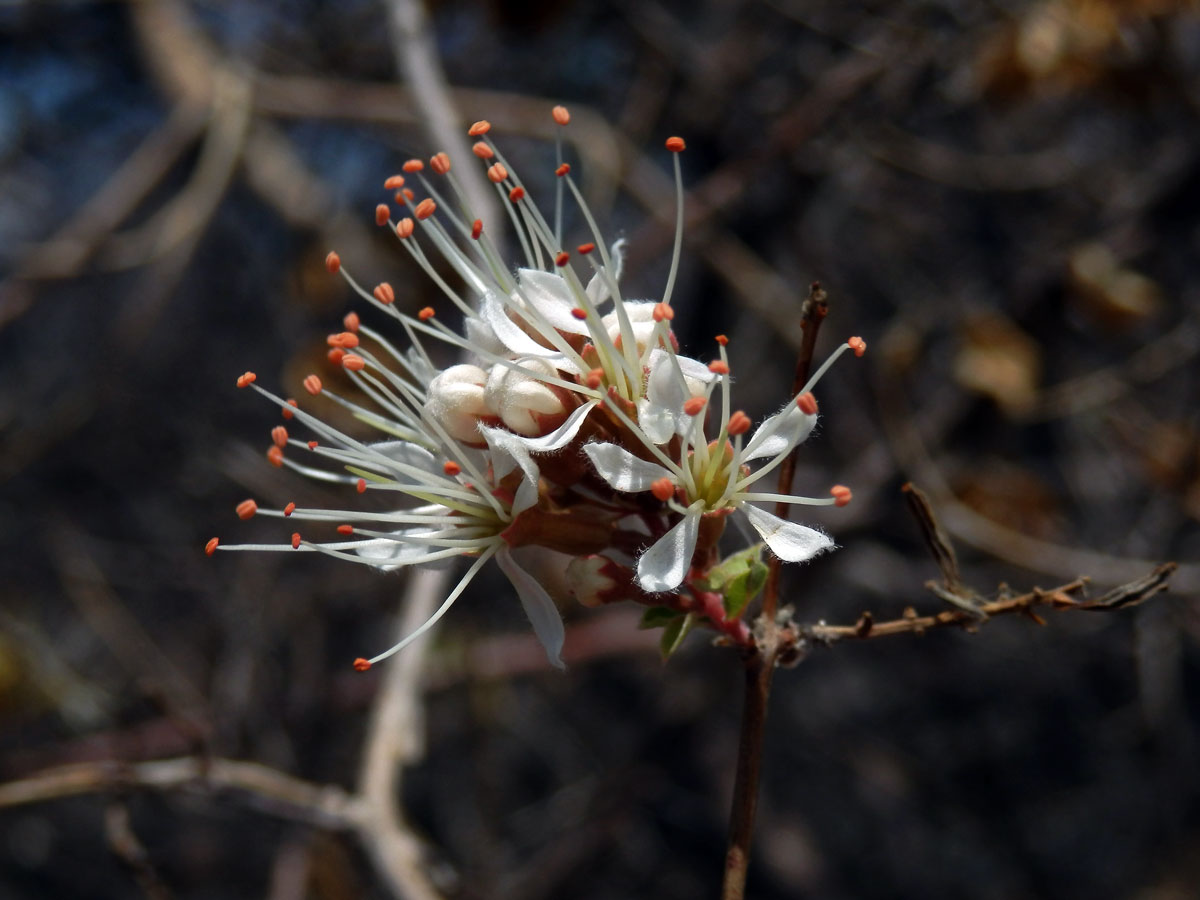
[601,301,668,356]
[484,358,571,436]
[426,364,492,445]
[565,555,639,607]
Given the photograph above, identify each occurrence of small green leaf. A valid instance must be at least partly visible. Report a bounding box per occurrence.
[639,606,682,630]
[659,613,696,660]
[722,559,769,620]
[699,543,764,592]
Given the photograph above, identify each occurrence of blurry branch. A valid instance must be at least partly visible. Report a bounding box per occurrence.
[105,802,176,900]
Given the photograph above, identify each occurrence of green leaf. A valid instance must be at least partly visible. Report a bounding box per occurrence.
[722,559,769,620]
[698,543,764,592]
[639,606,682,630]
[659,613,696,660]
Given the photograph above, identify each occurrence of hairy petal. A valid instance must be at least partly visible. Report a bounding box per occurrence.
[741,405,817,462]
[740,504,833,562]
[497,548,565,669]
[637,509,701,593]
[584,441,672,492]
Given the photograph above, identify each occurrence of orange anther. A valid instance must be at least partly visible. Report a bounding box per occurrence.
[683,397,706,416]
[577,242,594,254]
[831,485,852,507]
[324,251,341,273]
[236,499,258,520]
[585,367,604,389]
[418,307,435,320]
[487,163,508,183]
[471,219,483,240]
[327,348,345,365]
[797,392,818,415]
[375,204,390,226]
[443,461,461,476]
[708,360,730,375]
[430,152,451,174]
[357,478,367,493]
[848,336,866,357]
[353,657,372,672]
[468,120,491,137]
[653,302,674,322]
[205,537,219,556]
[665,136,686,153]
[343,354,366,372]
[373,282,395,304]
[401,187,414,202]
[552,105,570,125]
[402,159,424,173]
[651,477,675,502]
[555,251,570,267]
[384,174,405,190]
[271,425,289,448]
[571,307,587,320]
[283,502,296,517]
[414,198,437,220]
[337,524,353,535]
[291,532,301,549]
[395,218,414,239]
[331,331,359,348]
[555,163,571,177]
[472,141,494,159]
[267,446,284,467]
[303,374,322,395]
[508,186,525,202]
[343,311,360,332]
[236,371,257,388]
[715,334,728,346]
[307,440,318,450]
[727,410,751,436]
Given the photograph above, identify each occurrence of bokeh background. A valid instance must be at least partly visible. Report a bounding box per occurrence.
[2,1,1200,897]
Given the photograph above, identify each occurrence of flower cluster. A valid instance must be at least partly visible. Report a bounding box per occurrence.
[209,108,863,669]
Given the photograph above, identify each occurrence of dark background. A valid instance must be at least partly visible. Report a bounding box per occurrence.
[1,1,1199,898]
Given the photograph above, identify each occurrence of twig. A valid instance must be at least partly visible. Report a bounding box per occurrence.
[104,802,176,900]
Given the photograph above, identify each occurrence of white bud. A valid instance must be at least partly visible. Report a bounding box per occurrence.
[601,301,660,356]
[426,364,490,444]
[485,358,568,436]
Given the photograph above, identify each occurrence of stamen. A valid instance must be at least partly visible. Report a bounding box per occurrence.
[236,499,258,520]
[236,371,257,388]
[291,532,301,549]
[401,188,414,202]
[307,440,319,449]
[577,242,594,254]
[651,477,675,502]
[205,537,219,556]
[552,105,570,125]
[487,163,508,183]
[684,397,706,416]
[585,367,604,389]
[430,152,451,174]
[715,334,728,346]
[468,120,491,136]
[282,399,298,419]
[402,159,424,173]
[418,307,435,321]
[665,136,686,153]
[831,485,852,507]
[328,348,345,365]
[328,332,359,348]
[471,219,483,240]
[384,174,405,190]
[343,355,366,372]
[797,392,818,415]
[555,251,570,267]
[337,524,354,535]
[727,410,751,435]
[556,163,571,177]
[472,142,494,159]
[848,336,867,357]
[653,302,674,321]
[304,374,323,395]
[443,461,461,476]
[509,186,525,202]
[571,308,587,320]
[357,478,367,493]
[343,312,360,331]
[373,282,395,305]
[271,426,289,447]
[324,252,341,273]
[414,198,437,220]
[396,218,414,239]
[283,502,296,516]
[375,204,390,226]
[353,658,372,672]
[708,360,730,375]
[662,136,687,308]
[266,445,283,467]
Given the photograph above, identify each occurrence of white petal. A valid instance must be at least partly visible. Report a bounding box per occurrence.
[583,442,672,492]
[636,509,701,593]
[479,400,599,488]
[497,548,565,669]
[355,530,455,571]
[637,397,676,446]
[741,405,817,462]
[480,292,562,357]
[517,269,591,335]
[740,504,834,562]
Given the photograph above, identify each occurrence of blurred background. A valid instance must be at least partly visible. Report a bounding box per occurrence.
[2,0,1199,897]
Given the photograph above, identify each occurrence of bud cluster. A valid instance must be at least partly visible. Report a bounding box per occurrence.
[210,110,863,668]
